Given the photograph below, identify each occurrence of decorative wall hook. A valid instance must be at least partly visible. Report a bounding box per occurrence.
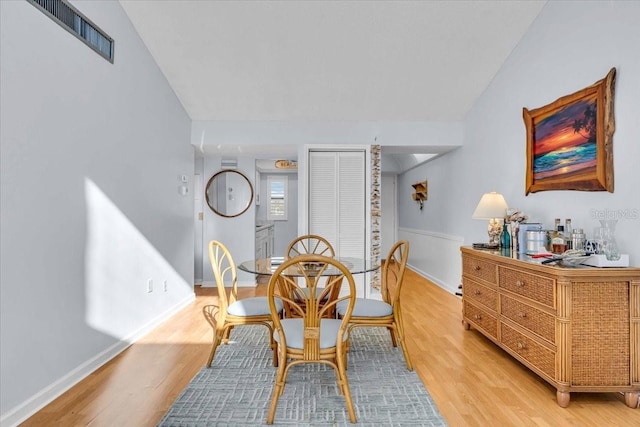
[411,181,428,210]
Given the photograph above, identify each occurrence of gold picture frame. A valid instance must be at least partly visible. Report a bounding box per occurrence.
[523,68,616,195]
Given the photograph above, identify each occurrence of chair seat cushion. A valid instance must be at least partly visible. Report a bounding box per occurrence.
[336,298,393,317]
[274,318,348,349]
[228,296,283,317]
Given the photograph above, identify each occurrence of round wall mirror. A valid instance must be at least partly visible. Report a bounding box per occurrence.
[205,169,254,218]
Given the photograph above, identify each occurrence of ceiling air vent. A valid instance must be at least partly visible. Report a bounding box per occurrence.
[27,0,114,63]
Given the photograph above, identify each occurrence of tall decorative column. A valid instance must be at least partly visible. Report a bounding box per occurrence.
[371,144,381,290]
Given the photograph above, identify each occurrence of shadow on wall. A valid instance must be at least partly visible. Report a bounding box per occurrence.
[84,178,192,339]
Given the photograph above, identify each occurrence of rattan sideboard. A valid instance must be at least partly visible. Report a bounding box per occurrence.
[461,246,640,408]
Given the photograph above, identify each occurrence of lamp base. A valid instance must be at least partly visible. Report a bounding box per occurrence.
[488,218,503,246]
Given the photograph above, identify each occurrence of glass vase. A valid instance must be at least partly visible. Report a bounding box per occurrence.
[599,219,620,261]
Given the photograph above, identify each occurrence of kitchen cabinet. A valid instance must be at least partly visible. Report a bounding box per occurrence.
[256,224,274,259]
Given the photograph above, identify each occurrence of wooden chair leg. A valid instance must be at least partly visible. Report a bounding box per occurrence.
[399,337,413,371]
[336,352,357,423]
[388,326,398,347]
[270,339,278,367]
[222,326,233,344]
[206,330,224,368]
[266,361,286,424]
[394,319,413,371]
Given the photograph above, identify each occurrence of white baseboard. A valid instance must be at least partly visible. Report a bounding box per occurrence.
[0,293,195,427]
[398,227,463,295]
[407,263,453,294]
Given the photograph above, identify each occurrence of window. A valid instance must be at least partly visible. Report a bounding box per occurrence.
[267,176,288,221]
[27,0,114,63]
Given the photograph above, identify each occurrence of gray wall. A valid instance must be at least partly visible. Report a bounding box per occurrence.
[201,157,257,285]
[0,1,194,424]
[398,0,640,290]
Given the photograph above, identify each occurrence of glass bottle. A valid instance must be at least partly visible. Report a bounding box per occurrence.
[565,219,573,249]
[547,218,562,251]
[500,222,511,249]
[551,225,567,254]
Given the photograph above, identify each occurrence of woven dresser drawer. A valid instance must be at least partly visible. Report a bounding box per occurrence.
[464,279,497,311]
[500,294,555,344]
[464,301,498,340]
[501,323,555,379]
[463,256,498,285]
[499,266,555,308]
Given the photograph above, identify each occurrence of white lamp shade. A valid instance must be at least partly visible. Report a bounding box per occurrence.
[472,192,508,219]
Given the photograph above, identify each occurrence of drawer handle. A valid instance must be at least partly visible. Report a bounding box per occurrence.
[474,265,481,271]
[474,314,482,320]
[516,280,525,287]
[518,312,527,319]
[517,342,527,350]
[474,289,482,296]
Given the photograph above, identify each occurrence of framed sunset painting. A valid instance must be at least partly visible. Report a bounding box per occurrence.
[523,68,616,195]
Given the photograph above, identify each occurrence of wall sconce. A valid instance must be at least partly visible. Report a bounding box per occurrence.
[411,181,428,210]
[472,191,508,247]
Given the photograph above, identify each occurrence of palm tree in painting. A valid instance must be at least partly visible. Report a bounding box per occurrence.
[572,104,596,142]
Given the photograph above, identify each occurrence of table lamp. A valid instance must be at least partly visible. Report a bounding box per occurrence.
[472,191,508,247]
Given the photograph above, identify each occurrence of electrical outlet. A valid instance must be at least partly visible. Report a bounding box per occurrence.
[163,280,168,292]
[147,279,153,293]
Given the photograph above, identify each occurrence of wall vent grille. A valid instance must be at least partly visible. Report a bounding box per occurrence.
[27,0,114,63]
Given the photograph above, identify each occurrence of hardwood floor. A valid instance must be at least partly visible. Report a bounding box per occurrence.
[22,269,639,426]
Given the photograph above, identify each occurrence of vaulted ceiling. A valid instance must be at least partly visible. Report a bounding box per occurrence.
[119,0,546,166]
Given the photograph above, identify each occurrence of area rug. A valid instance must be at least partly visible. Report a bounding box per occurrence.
[158,325,447,426]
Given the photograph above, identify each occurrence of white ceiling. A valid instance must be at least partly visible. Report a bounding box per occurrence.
[119,0,546,165]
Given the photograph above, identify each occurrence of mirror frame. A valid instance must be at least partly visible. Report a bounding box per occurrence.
[205,169,254,218]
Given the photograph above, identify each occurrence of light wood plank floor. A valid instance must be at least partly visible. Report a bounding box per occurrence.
[22,269,640,426]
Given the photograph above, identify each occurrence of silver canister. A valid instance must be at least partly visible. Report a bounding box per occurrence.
[517,223,543,253]
[571,228,586,251]
[526,230,547,254]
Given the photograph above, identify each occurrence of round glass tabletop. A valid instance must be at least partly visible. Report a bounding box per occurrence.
[238,256,379,276]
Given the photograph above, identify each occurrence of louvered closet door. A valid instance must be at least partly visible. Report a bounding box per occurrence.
[308,150,366,296]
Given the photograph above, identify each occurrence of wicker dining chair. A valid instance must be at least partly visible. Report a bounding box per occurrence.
[266,254,357,424]
[203,240,283,367]
[286,234,335,258]
[284,234,340,318]
[336,240,413,371]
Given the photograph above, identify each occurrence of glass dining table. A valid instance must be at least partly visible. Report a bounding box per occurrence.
[238,256,379,277]
[238,256,379,318]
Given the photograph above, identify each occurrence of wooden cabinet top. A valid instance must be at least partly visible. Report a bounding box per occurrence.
[461,246,640,280]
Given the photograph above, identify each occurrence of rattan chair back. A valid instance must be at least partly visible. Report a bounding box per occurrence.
[286,234,335,258]
[203,240,279,367]
[338,240,413,370]
[266,254,357,424]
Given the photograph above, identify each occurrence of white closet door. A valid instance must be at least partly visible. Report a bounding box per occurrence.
[336,152,365,258]
[308,150,366,296]
[308,152,338,246]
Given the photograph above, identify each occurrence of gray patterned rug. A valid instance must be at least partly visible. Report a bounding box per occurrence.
[159,325,447,426]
